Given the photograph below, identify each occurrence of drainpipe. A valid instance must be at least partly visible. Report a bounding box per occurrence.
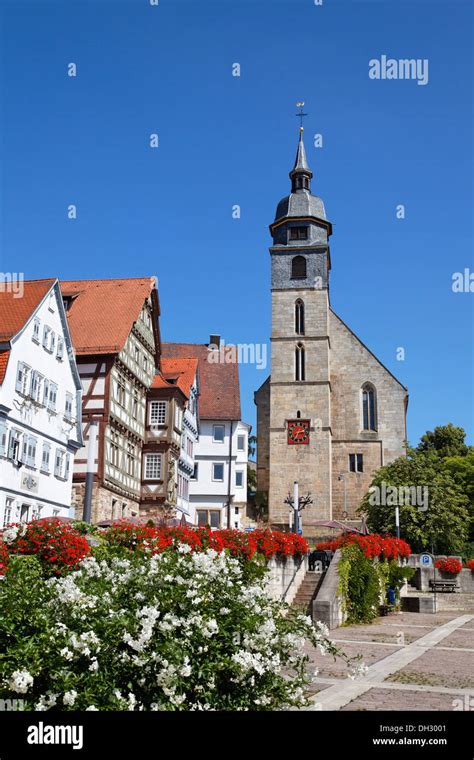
[226,420,234,528]
[83,420,98,523]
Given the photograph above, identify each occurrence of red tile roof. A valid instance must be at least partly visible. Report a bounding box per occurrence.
[150,358,198,399]
[0,279,55,342]
[0,350,10,384]
[162,342,241,420]
[60,277,157,355]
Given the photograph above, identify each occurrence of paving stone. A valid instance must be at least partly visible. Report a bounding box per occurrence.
[340,687,459,711]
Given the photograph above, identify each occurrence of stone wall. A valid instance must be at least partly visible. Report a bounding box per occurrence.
[265,553,308,604]
[71,482,140,524]
[312,549,345,629]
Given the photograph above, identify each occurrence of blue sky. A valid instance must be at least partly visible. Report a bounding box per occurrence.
[1,0,472,445]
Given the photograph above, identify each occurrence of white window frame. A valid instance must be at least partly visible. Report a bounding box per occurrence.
[54,449,65,478]
[237,434,245,452]
[32,318,40,343]
[213,424,225,443]
[57,337,64,361]
[235,469,244,488]
[65,392,74,421]
[3,497,14,527]
[0,421,7,457]
[149,400,166,425]
[144,453,162,481]
[212,462,224,482]
[41,442,51,474]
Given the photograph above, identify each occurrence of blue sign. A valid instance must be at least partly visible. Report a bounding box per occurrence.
[298,529,303,535]
[421,554,432,567]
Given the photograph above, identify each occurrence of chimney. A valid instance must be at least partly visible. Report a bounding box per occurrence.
[209,334,220,349]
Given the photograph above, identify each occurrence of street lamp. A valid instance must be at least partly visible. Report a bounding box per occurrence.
[284,480,313,534]
[338,473,347,517]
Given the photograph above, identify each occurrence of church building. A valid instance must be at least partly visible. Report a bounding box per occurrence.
[254,128,408,536]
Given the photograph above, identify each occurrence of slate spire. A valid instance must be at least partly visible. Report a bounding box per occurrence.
[289,127,313,192]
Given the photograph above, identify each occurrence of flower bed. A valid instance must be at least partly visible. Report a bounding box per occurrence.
[316,533,411,561]
[2,520,90,576]
[435,558,462,575]
[466,559,474,572]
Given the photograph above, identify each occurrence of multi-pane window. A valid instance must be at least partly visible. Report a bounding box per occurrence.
[116,376,126,407]
[0,421,7,457]
[145,453,162,480]
[149,401,166,425]
[235,470,244,487]
[132,388,139,418]
[110,432,120,467]
[213,424,225,443]
[15,362,30,395]
[289,226,308,241]
[295,299,305,335]
[3,497,14,527]
[47,382,58,412]
[25,436,37,467]
[32,318,40,343]
[65,392,74,420]
[127,443,136,476]
[237,435,245,452]
[30,371,44,403]
[212,463,224,481]
[54,449,65,478]
[197,510,220,529]
[295,343,305,382]
[8,430,21,461]
[57,337,64,361]
[362,384,377,431]
[64,453,71,480]
[349,454,363,473]
[42,325,55,352]
[41,443,51,473]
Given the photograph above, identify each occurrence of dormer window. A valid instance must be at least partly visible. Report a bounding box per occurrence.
[289,226,308,241]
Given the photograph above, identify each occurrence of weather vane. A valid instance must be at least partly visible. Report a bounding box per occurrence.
[295,101,308,129]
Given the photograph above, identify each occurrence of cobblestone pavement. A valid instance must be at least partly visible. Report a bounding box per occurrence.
[303,607,474,711]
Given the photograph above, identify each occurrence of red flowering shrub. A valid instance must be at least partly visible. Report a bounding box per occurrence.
[467,560,474,572]
[435,558,462,575]
[0,542,8,575]
[316,533,411,560]
[7,519,90,575]
[105,522,308,561]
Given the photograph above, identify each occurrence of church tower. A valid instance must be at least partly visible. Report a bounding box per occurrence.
[255,124,408,536]
[265,126,333,528]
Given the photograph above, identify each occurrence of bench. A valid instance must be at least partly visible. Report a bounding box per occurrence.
[429,580,458,593]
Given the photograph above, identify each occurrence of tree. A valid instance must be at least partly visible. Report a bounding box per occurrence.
[359,449,469,555]
[247,464,257,493]
[442,450,474,541]
[417,423,469,459]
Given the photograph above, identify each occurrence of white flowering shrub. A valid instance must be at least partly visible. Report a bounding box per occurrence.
[0,549,346,711]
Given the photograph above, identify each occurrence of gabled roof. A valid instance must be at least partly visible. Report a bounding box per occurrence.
[160,357,198,399]
[60,277,157,356]
[0,279,55,342]
[162,342,241,420]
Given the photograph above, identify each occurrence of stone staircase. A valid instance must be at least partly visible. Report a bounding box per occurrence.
[291,571,324,614]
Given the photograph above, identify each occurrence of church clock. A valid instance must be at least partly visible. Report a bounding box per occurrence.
[287,419,310,445]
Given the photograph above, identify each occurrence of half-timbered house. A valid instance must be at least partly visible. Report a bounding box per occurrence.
[62,277,161,523]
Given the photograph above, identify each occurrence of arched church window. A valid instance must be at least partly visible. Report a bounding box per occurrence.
[295,299,305,335]
[291,255,306,279]
[295,343,305,382]
[361,383,377,431]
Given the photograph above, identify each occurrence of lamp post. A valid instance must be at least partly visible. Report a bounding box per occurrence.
[284,481,313,535]
[395,506,400,540]
[338,473,347,518]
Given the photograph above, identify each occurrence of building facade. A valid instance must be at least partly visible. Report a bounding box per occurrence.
[63,277,161,523]
[0,279,83,525]
[141,357,199,523]
[162,339,251,529]
[255,129,408,536]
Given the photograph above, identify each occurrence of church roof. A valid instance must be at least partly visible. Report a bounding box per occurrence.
[275,192,326,222]
[60,277,157,356]
[162,342,241,421]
